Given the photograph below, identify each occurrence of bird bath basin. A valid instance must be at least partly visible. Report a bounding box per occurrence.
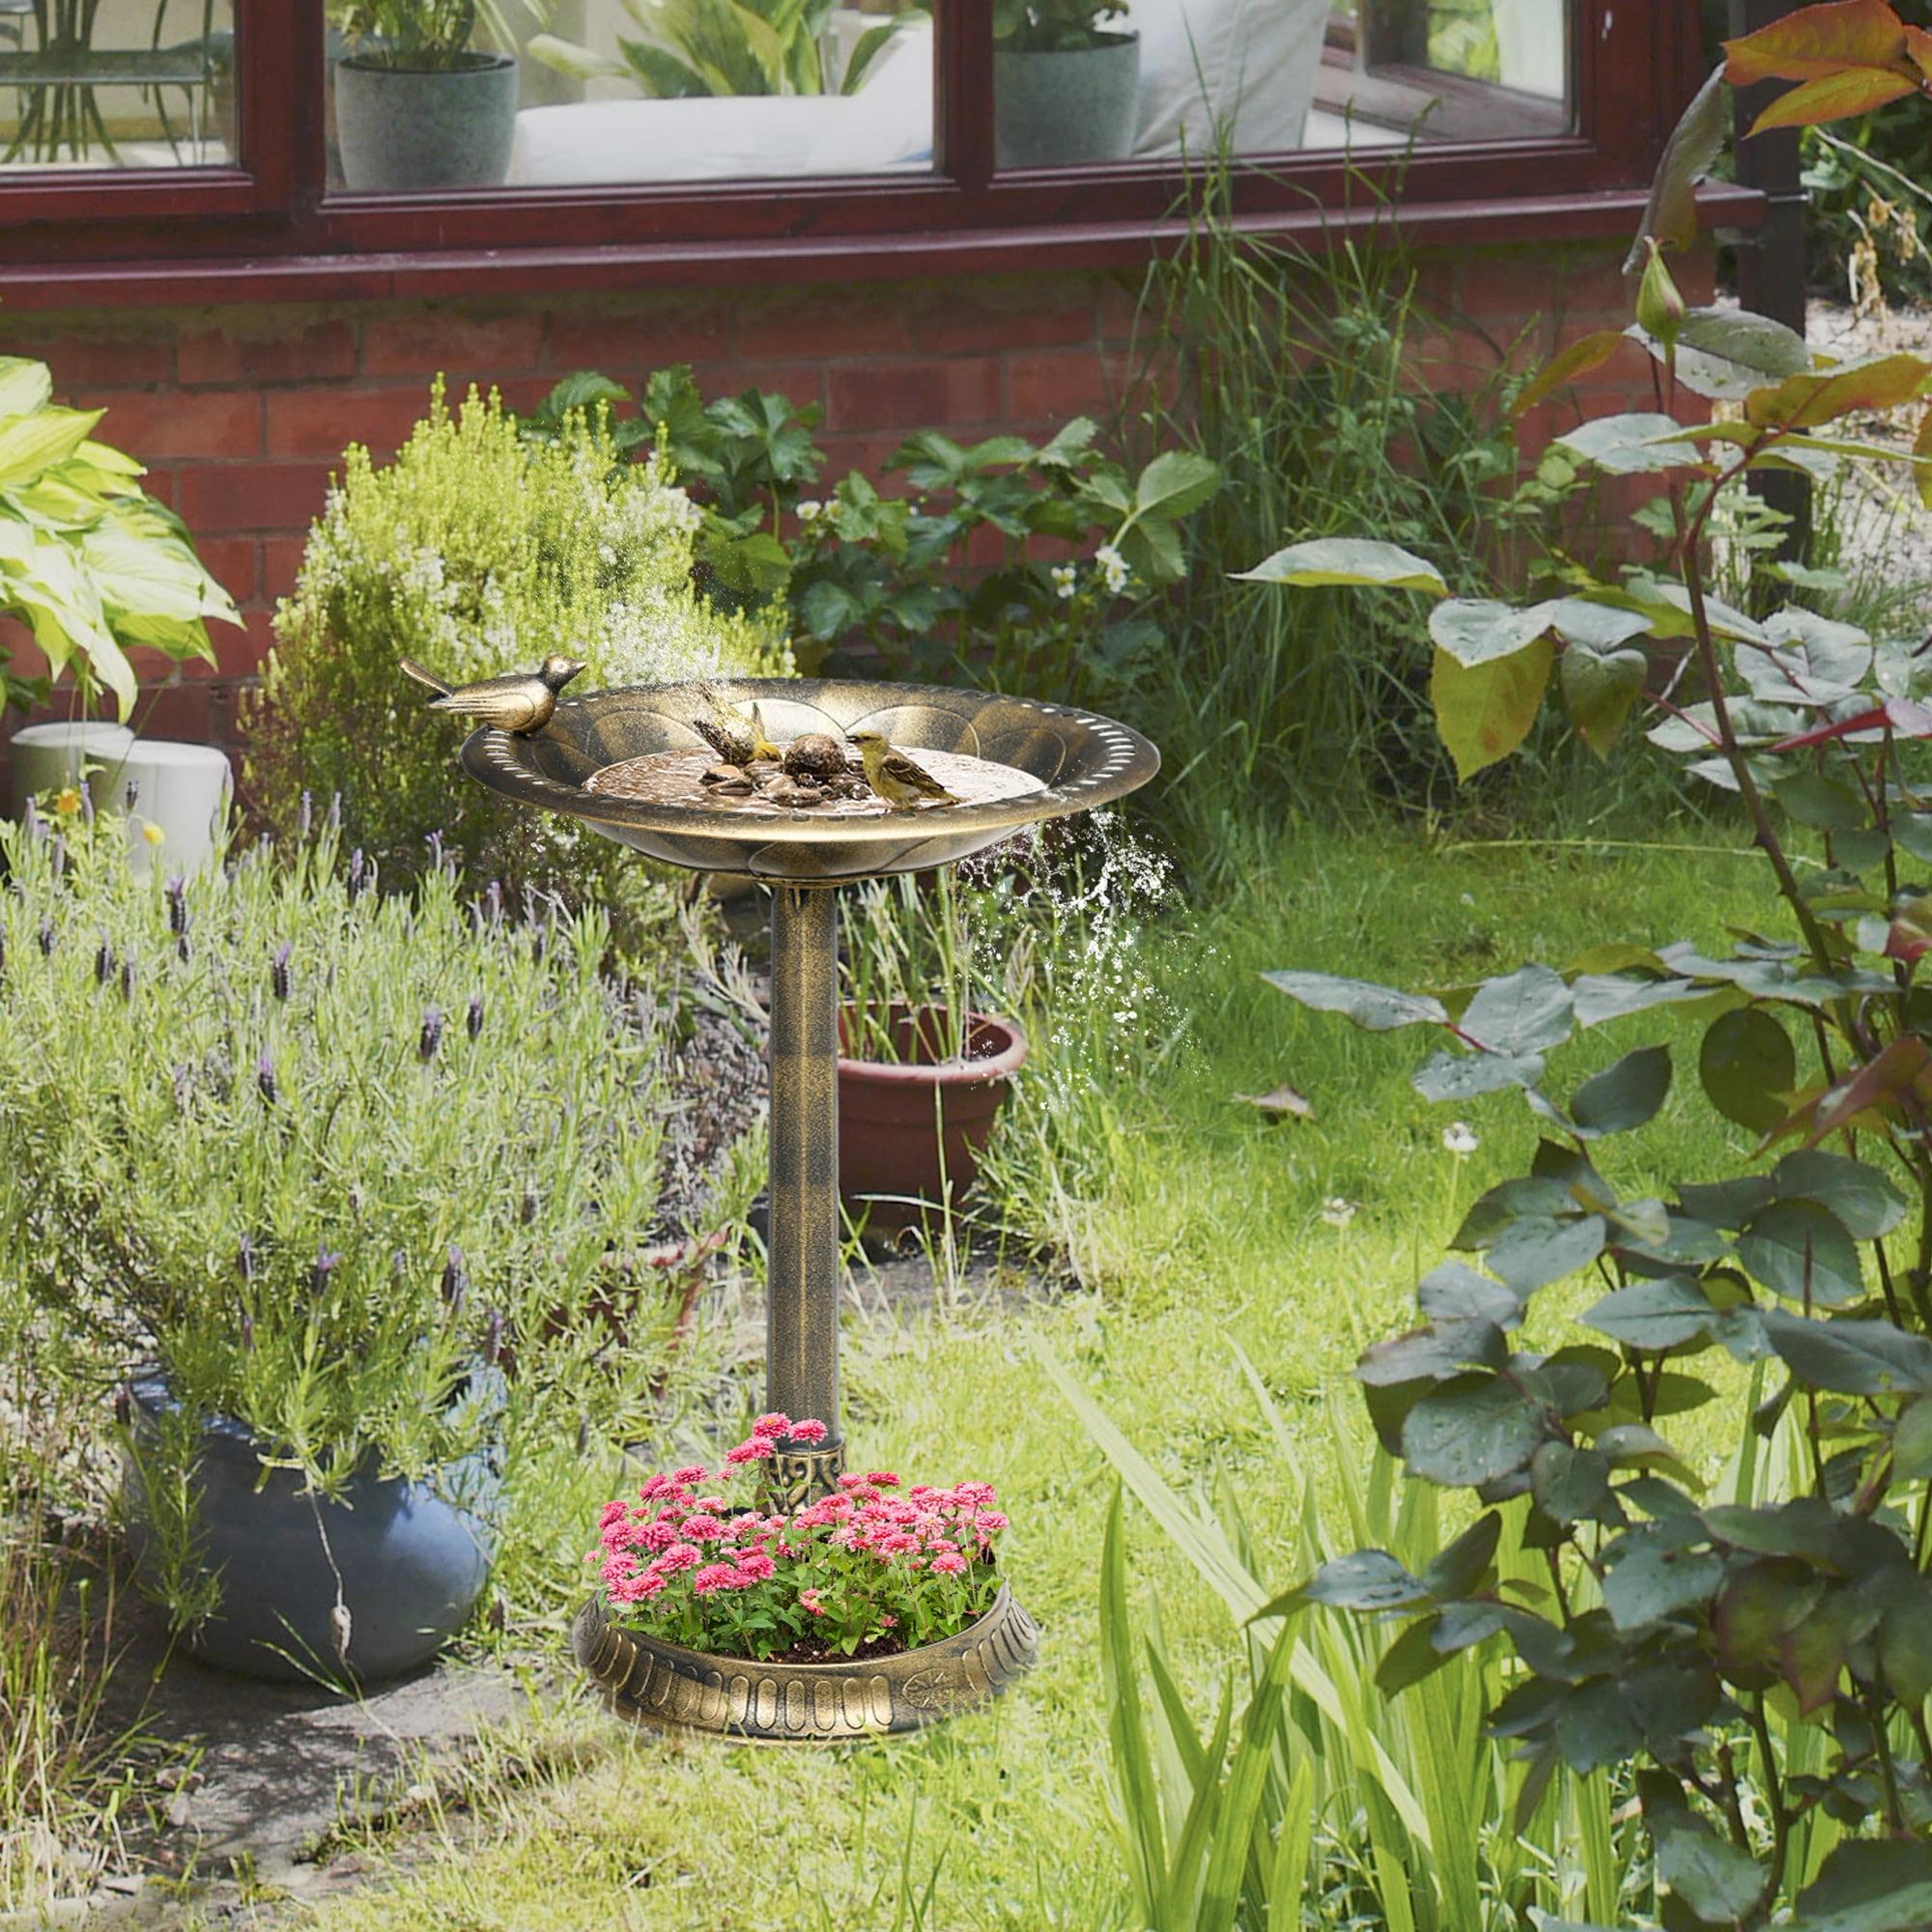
[459,677,1158,1740]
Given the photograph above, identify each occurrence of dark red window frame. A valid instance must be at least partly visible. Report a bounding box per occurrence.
[0,0,1735,307]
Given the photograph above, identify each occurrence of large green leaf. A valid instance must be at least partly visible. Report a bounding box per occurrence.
[1428,597,1559,668]
[1625,63,1728,267]
[1294,1548,1431,1611]
[1645,1780,1767,1923]
[1234,537,1447,595]
[1433,637,1555,781]
[1262,970,1448,1032]
[0,356,53,419]
[1762,1310,1932,1396]
[0,405,105,491]
[1745,353,1932,431]
[81,516,238,629]
[1736,1201,1865,1306]
[1584,1277,1726,1351]
[1555,412,1713,476]
[1660,305,1815,400]
[1699,1006,1796,1133]
[1602,1530,1723,1631]
[1570,1046,1672,1136]
[1787,1837,1932,1932]
[1460,964,1574,1056]
[1401,1373,1550,1487]
[1559,639,1648,759]
[1771,1149,1906,1240]
[1130,450,1219,523]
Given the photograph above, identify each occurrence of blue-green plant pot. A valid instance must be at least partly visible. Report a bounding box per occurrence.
[994,33,1140,170]
[122,1374,501,1686]
[334,51,519,192]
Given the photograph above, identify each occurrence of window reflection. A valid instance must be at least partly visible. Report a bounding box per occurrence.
[328,2,937,192]
[0,0,235,171]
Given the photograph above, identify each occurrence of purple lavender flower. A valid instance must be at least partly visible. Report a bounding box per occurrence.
[256,1054,277,1105]
[37,918,53,957]
[94,935,113,985]
[119,958,133,1002]
[165,877,187,936]
[483,1310,503,1367]
[238,1233,256,1281]
[467,994,484,1040]
[419,1007,443,1062]
[240,1312,255,1351]
[348,848,367,900]
[310,1249,343,1299]
[442,1244,467,1311]
[271,941,292,1002]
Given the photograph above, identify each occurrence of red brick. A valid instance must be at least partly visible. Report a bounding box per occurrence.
[362,307,545,381]
[262,533,307,601]
[84,388,262,462]
[193,536,258,608]
[736,294,913,361]
[178,461,335,535]
[1004,346,1123,425]
[265,386,436,460]
[817,432,918,484]
[178,320,359,387]
[32,333,176,389]
[915,289,1095,355]
[690,359,827,412]
[136,681,212,742]
[825,357,1001,433]
[548,305,728,377]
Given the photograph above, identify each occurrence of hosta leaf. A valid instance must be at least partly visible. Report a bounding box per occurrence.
[1235,537,1446,595]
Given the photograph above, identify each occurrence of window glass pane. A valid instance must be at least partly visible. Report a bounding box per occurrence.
[0,0,236,171]
[327,2,935,193]
[992,0,1572,169]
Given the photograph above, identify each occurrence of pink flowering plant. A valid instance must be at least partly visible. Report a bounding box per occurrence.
[592,1414,1008,1661]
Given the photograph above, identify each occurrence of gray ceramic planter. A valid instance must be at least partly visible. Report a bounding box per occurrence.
[122,1373,502,1685]
[335,52,519,191]
[994,33,1140,169]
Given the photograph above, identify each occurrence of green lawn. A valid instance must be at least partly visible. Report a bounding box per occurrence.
[236,815,1781,1932]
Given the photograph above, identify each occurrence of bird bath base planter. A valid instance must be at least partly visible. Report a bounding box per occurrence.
[459,678,1156,1740]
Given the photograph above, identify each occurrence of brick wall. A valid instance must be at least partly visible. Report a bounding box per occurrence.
[0,236,1682,781]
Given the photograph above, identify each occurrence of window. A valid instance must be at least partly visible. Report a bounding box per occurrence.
[0,1,1718,298]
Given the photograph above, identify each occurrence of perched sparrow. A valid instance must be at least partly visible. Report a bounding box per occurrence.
[848,727,957,810]
[690,681,781,768]
[400,654,586,735]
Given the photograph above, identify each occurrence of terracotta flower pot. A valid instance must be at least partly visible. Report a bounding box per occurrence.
[837,1003,1027,1230]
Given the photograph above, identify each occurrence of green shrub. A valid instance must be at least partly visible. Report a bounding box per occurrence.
[242,383,789,946]
[0,810,731,1625]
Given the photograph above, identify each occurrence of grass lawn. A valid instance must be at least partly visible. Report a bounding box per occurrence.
[193,813,1785,1932]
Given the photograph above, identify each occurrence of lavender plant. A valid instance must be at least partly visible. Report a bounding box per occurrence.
[1249,14,1932,1925]
[0,808,704,1624]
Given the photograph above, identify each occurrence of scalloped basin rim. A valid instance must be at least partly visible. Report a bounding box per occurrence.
[457,678,1159,879]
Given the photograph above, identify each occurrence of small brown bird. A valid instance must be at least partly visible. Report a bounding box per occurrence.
[689,681,781,768]
[401,654,585,735]
[848,727,957,810]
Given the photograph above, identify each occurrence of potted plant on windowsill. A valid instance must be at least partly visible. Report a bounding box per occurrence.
[993,0,1139,169]
[331,0,547,191]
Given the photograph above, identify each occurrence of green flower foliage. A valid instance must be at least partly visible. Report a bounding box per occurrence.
[991,0,1126,54]
[242,383,789,947]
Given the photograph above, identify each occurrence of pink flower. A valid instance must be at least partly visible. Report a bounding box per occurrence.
[692,1563,740,1595]
[878,1614,897,1630]
[694,1495,729,1514]
[671,1465,710,1488]
[735,1550,777,1581]
[681,1514,728,1540]
[657,1542,700,1574]
[599,1499,628,1529]
[930,1550,968,1575]
[753,1411,790,1437]
[865,1471,901,1488]
[790,1418,829,1445]
[725,1438,775,1463]
[838,1473,872,1493]
[876,1532,920,1557]
[974,1511,1009,1535]
[800,1587,826,1615]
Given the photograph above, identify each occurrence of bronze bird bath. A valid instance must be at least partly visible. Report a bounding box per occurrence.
[460,677,1158,1741]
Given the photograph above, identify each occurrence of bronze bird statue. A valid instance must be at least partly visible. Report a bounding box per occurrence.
[848,727,958,810]
[399,654,586,735]
[689,680,781,768]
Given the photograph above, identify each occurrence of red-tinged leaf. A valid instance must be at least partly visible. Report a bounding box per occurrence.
[1511,329,1628,419]
[1910,22,1932,77]
[1766,706,1889,751]
[1624,67,1729,272]
[1744,351,1932,428]
[1792,1036,1932,1149]
[1724,0,1906,83]
[1749,64,1920,130]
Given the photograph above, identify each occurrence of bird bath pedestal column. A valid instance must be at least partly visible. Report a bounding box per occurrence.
[459,678,1157,1740]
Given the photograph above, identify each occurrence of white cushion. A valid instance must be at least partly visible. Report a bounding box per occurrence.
[1124,0,1328,156]
[509,19,933,185]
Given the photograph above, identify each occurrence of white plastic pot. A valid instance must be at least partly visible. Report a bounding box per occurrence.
[8,725,231,877]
